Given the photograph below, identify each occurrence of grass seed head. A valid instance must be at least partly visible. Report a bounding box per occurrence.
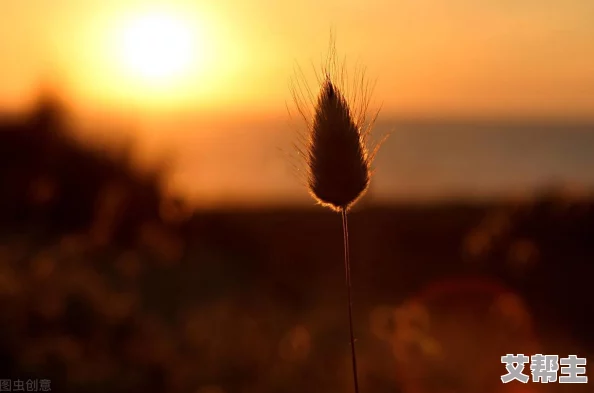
[307,79,371,211]
[288,33,385,212]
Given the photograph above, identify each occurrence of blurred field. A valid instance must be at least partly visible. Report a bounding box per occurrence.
[0,95,592,393]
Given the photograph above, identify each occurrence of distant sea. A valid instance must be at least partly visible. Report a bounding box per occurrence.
[138,117,594,207]
[369,119,594,203]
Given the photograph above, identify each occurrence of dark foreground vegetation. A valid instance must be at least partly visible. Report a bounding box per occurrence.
[0,95,592,392]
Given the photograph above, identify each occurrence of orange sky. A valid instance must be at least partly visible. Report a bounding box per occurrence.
[1,0,593,120]
[1,0,594,207]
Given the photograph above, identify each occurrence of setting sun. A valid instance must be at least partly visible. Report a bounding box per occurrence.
[57,3,247,110]
[117,10,200,86]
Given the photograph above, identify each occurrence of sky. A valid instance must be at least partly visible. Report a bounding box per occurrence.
[2,0,594,118]
[1,0,594,206]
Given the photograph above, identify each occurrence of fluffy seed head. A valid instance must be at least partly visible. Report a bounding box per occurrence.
[288,35,385,212]
[307,79,370,211]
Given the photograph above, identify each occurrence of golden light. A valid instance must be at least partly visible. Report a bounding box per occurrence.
[57,3,261,112]
[116,10,200,87]
[61,3,245,111]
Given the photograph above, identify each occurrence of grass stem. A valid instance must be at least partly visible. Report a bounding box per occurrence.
[341,208,359,393]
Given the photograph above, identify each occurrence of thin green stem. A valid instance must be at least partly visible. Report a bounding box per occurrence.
[341,208,359,393]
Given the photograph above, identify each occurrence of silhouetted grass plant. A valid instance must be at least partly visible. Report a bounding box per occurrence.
[289,33,387,393]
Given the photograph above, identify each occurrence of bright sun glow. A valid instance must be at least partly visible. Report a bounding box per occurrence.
[117,10,202,87]
[70,4,248,111]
